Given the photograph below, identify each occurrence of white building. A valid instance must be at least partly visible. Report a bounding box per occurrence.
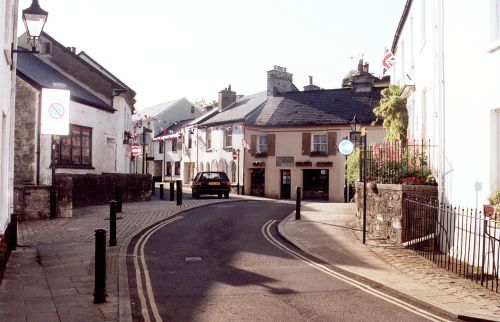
[0,0,19,238]
[391,0,500,208]
[132,98,202,178]
[15,33,136,185]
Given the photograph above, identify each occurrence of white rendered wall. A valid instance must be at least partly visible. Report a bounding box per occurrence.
[0,0,18,233]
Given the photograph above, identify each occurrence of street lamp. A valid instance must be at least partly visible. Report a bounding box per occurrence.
[350,115,367,244]
[11,0,49,61]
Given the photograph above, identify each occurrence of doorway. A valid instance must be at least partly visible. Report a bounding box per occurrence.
[280,170,291,199]
[250,168,265,197]
[303,169,329,201]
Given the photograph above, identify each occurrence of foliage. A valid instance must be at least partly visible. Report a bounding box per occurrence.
[372,85,408,143]
[346,149,360,184]
[488,190,500,217]
[341,69,357,87]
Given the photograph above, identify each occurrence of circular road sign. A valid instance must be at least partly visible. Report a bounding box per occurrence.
[48,103,65,119]
[131,145,141,156]
[338,139,354,156]
[232,150,238,160]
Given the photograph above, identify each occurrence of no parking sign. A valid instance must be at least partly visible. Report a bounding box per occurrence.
[41,88,70,135]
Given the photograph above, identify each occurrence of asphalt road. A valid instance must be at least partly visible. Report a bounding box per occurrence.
[128,200,454,322]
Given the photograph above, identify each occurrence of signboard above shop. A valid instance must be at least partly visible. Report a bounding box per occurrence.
[41,88,70,135]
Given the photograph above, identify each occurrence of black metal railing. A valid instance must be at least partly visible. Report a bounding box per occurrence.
[403,197,500,293]
[360,139,437,184]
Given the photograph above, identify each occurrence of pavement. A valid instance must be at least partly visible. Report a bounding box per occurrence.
[278,202,500,322]
[1,188,499,322]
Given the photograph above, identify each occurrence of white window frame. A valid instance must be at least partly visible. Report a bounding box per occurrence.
[206,128,212,150]
[258,135,268,153]
[224,126,232,148]
[420,0,426,48]
[312,133,327,153]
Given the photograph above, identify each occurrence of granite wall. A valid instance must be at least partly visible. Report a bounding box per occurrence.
[356,182,438,245]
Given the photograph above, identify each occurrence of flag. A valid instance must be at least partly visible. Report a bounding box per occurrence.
[381,47,396,75]
[242,138,250,150]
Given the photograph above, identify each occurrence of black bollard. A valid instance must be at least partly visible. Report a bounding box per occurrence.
[109,201,117,247]
[8,213,17,251]
[170,181,175,201]
[176,180,182,206]
[50,187,57,219]
[94,229,107,303]
[115,186,122,213]
[295,187,301,220]
[160,184,164,200]
[151,180,155,195]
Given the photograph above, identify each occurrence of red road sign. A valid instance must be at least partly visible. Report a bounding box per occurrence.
[232,150,238,160]
[131,145,141,156]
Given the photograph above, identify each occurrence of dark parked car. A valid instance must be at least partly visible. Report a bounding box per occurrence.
[191,171,231,199]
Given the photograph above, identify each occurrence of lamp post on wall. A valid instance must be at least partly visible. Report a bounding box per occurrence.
[11,0,49,65]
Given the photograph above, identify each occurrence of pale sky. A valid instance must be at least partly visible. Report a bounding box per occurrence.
[18,0,406,110]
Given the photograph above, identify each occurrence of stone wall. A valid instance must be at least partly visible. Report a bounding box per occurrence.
[14,78,38,185]
[356,182,438,245]
[14,185,51,221]
[57,173,152,209]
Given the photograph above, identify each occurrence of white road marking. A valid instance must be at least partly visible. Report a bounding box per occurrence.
[261,220,452,322]
[133,216,183,322]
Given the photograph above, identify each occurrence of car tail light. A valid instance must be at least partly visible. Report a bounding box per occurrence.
[224,180,231,187]
[196,181,203,187]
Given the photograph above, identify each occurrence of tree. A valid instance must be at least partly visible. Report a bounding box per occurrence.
[372,84,408,144]
[341,69,357,87]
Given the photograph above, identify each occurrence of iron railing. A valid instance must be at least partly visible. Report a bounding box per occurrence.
[360,139,437,184]
[403,197,500,293]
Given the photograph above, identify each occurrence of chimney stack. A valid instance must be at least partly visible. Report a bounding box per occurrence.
[267,65,296,96]
[218,85,237,111]
[351,59,375,93]
[304,75,320,91]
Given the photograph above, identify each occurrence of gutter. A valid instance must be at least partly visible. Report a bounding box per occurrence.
[391,0,414,54]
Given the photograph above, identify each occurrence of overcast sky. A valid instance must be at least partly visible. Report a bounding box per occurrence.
[18,0,406,110]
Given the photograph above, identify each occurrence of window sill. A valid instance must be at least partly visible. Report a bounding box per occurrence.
[206,148,213,152]
[54,164,95,170]
[309,152,328,157]
[255,152,268,158]
[486,39,500,53]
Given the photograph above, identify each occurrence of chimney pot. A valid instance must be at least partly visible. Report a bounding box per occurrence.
[309,76,313,85]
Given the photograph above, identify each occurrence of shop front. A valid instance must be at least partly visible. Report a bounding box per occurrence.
[303,169,329,201]
[250,168,265,197]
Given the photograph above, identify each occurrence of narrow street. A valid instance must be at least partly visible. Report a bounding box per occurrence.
[127,201,455,322]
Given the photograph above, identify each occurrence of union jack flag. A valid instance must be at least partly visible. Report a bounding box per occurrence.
[242,138,250,150]
[381,47,396,75]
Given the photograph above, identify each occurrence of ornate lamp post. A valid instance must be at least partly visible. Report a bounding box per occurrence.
[11,0,49,61]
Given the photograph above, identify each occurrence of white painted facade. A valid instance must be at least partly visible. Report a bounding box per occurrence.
[187,123,244,187]
[37,97,133,184]
[0,0,18,233]
[391,0,500,208]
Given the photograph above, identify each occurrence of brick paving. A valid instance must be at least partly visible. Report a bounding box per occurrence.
[369,245,500,317]
[0,195,237,322]
[279,202,500,321]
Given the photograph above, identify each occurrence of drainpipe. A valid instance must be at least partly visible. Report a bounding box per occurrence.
[36,91,42,185]
[437,0,446,204]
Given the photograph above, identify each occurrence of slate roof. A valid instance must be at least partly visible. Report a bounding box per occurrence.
[135,98,184,119]
[154,119,192,139]
[197,91,267,126]
[16,53,113,111]
[246,88,383,127]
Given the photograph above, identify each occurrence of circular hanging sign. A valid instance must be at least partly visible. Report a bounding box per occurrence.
[131,145,141,156]
[338,139,354,156]
[232,150,238,160]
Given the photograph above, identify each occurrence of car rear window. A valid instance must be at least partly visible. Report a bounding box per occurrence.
[200,172,228,180]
